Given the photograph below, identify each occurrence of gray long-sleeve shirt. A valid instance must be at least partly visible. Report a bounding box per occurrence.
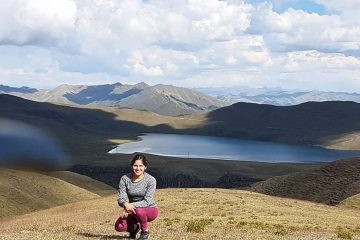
[118,172,157,208]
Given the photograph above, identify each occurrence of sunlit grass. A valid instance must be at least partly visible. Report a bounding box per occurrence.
[2,188,359,239]
[107,138,134,144]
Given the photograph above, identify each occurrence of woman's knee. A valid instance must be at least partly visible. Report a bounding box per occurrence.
[114,217,127,232]
[114,223,126,232]
[135,208,147,218]
[135,208,159,222]
[147,208,159,221]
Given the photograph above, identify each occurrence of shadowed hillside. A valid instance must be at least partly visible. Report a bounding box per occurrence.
[3,94,360,155]
[69,153,319,190]
[0,94,319,189]
[1,189,360,240]
[196,101,360,150]
[252,157,360,205]
[0,94,179,165]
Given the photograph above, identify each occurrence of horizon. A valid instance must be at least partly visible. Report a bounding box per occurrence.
[0,0,360,92]
[2,81,360,95]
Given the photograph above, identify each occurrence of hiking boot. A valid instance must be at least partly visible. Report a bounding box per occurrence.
[128,223,140,240]
[139,230,150,240]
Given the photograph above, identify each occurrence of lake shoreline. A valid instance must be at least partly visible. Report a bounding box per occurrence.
[108,133,360,163]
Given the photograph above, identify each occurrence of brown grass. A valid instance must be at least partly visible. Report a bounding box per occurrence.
[45,171,116,197]
[1,188,360,239]
[323,132,360,151]
[341,194,360,210]
[252,158,360,205]
[105,107,206,129]
[0,168,102,218]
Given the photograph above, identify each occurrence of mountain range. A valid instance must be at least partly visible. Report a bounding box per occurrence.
[1,83,360,239]
[0,83,228,116]
[1,94,360,240]
[4,83,360,115]
[195,86,360,105]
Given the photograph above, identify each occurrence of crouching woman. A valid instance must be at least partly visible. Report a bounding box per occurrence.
[115,153,158,240]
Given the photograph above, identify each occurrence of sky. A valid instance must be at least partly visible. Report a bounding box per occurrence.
[0,0,360,92]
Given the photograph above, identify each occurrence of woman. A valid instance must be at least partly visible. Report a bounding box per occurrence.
[115,153,158,240]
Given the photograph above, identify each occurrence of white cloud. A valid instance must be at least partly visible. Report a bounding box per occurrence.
[133,63,163,77]
[0,62,128,89]
[125,47,200,80]
[314,0,360,24]
[0,0,359,92]
[179,50,360,92]
[189,0,251,41]
[269,50,360,91]
[279,50,360,71]
[249,3,360,53]
[198,35,272,68]
[314,0,360,12]
[0,0,77,46]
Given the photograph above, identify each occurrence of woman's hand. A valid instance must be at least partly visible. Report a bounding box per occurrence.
[120,210,129,218]
[124,202,136,213]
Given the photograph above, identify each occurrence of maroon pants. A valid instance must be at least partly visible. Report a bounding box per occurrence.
[115,207,159,232]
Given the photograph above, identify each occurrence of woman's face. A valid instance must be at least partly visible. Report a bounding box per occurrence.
[132,159,146,177]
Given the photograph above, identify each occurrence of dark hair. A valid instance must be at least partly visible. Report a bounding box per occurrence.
[131,153,148,167]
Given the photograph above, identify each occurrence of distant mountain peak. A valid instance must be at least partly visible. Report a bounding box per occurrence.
[195,86,360,106]
[0,85,38,94]
[1,82,228,116]
[134,82,149,88]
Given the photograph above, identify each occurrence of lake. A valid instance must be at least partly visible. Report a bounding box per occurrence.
[109,133,360,163]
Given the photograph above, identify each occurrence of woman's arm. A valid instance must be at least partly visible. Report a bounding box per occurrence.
[117,176,128,207]
[118,175,136,213]
[132,177,156,208]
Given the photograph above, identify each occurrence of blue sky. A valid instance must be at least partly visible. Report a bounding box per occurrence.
[247,0,327,14]
[0,0,360,92]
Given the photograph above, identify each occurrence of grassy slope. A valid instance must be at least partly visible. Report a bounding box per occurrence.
[341,193,360,210]
[45,171,116,197]
[324,132,360,150]
[0,168,106,218]
[252,158,360,204]
[2,94,359,223]
[105,107,206,129]
[0,189,360,240]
